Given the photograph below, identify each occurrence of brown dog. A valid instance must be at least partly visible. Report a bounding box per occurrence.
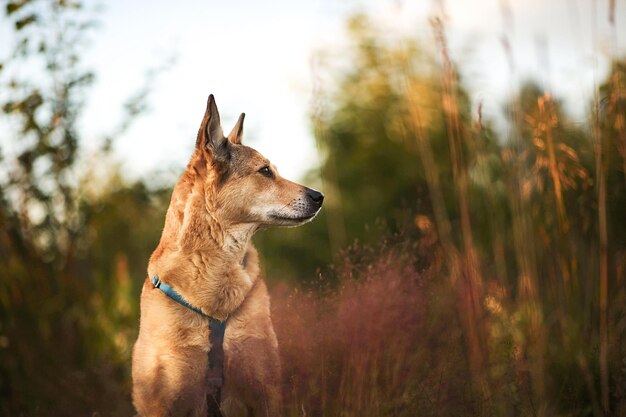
[132,95,323,416]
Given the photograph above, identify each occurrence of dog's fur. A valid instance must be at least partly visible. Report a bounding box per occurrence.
[132,95,323,417]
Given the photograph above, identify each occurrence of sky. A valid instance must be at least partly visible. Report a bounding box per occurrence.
[3,0,625,182]
[80,0,349,182]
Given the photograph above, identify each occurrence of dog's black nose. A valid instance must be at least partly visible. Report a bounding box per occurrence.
[306,189,324,205]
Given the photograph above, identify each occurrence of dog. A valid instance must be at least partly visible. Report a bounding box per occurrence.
[132,94,323,417]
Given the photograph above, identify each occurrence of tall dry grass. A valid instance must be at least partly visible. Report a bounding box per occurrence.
[268,9,626,417]
[271,238,481,417]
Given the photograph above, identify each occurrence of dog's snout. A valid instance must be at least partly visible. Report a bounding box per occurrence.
[306,189,324,205]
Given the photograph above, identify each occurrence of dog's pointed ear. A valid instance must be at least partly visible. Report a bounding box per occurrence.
[196,94,229,163]
[227,113,245,145]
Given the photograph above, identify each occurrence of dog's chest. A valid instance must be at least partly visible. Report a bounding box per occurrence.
[172,320,212,350]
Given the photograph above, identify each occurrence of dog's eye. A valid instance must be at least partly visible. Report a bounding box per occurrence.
[258,166,273,178]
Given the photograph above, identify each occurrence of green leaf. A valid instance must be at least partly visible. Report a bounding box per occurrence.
[59,0,82,10]
[2,101,16,113]
[6,1,26,15]
[15,14,36,30]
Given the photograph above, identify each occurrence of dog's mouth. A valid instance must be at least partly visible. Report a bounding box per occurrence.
[266,200,322,227]
[269,213,316,223]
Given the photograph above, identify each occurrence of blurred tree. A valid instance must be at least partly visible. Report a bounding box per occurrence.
[0,0,96,264]
[599,61,626,246]
[256,15,486,284]
[0,0,100,411]
[0,1,167,414]
[597,59,626,415]
[258,13,626,415]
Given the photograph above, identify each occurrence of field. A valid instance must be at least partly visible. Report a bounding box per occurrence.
[0,1,625,416]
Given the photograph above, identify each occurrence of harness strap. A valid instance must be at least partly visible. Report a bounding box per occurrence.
[151,275,226,415]
[207,319,226,416]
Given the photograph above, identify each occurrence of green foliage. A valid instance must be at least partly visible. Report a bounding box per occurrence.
[256,15,482,283]
[0,0,95,263]
[0,1,166,414]
[599,61,626,245]
[262,15,626,416]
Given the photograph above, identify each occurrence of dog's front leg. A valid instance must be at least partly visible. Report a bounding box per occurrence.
[220,279,283,417]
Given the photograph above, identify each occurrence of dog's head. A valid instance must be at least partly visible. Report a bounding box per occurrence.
[188,94,323,231]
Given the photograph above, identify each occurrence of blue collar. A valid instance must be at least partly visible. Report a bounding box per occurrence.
[151,275,225,332]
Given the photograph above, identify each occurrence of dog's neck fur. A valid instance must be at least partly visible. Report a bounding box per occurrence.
[223,223,257,259]
[147,156,256,320]
[170,156,253,254]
